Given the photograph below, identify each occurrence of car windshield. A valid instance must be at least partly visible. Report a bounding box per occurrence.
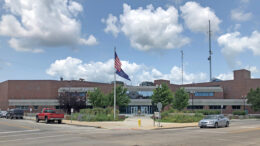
[45,109,55,113]
[204,115,218,119]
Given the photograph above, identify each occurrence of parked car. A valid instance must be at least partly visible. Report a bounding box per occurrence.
[0,111,7,118]
[6,109,24,119]
[36,108,64,124]
[198,114,230,128]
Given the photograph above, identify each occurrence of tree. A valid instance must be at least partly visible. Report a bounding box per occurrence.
[58,92,86,113]
[107,85,130,107]
[151,83,174,109]
[247,88,260,111]
[172,88,189,111]
[88,88,107,108]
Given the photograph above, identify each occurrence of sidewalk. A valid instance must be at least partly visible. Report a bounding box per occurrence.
[62,116,198,130]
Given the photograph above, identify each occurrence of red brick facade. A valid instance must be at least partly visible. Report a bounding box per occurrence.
[0,69,260,114]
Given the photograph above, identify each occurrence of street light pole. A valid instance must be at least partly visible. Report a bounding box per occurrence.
[243,95,246,114]
[190,91,195,111]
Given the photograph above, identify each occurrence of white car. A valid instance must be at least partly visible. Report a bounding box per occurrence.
[199,114,230,128]
[0,111,7,118]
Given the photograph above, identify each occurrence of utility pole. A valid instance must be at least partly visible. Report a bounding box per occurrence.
[181,50,184,85]
[208,20,212,82]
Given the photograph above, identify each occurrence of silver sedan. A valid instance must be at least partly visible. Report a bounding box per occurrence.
[198,114,230,128]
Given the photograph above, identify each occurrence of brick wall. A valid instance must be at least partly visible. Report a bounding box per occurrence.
[0,81,8,110]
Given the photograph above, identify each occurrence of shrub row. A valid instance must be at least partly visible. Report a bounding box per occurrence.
[160,113,204,123]
[232,110,246,115]
[67,107,124,121]
[195,110,221,115]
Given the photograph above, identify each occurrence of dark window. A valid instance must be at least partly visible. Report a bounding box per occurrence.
[187,105,204,109]
[209,105,221,109]
[232,105,241,110]
[55,106,60,109]
[34,106,38,110]
[127,91,153,99]
[194,92,214,96]
[15,106,28,110]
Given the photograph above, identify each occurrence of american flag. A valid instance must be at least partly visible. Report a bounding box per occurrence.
[114,52,121,71]
[114,51,131,81]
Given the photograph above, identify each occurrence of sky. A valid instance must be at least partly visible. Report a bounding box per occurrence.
[0,0,260,85]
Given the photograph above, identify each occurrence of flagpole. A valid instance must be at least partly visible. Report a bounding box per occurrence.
[114,47,116,120]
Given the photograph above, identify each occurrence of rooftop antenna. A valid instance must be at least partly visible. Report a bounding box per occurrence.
[208,20,212,82]
[181,50,184,85]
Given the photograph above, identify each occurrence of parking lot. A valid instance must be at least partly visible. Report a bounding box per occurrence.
[0,118,260,146]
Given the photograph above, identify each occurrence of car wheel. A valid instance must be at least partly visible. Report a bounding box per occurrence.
[200,126,203,128]
[58,120,62,124]
[214,122,218,128]
[36,116,39,123]
[45,117,49,124]
[225,121,229,127]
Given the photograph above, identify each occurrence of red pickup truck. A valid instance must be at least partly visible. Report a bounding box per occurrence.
[36,108,64,124]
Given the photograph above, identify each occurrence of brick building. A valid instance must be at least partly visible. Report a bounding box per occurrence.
[0,69,260,114]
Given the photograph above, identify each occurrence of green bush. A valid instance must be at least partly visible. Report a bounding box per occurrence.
[233,110,246,115]
[195,110,220,115]
[160,113,204,123]
[68,107,124,121]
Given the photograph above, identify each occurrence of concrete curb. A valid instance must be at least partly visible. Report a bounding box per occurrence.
[153,125,198,130]
[63,122,102,129]
[23,116,198,130]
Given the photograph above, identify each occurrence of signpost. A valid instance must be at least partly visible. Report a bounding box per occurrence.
[157,102,162,127]
[157,102,162,112]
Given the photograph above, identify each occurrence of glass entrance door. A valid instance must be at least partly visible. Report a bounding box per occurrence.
[141,106,148,115]
[131,106,138,115]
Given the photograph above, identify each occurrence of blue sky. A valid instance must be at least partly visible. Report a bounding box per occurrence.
[0,0,259,85]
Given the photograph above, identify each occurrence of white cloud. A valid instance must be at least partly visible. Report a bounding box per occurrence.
[180,1,221,33]
[0,0,97,53]
[102,3,189,51]
[78,35,98,46]
[101,14,120,37]
[46,57,207,85]
[218,31,260,67]
[240,0,250,3]
[245,66,258,73]
[231,9,252,21]
[216,72,233,80]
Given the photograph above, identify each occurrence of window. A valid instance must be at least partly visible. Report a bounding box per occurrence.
[34,106,38,110]
[55,106,60,109]
[44,109,55,113]
[187,105,204,109]
[232,105,241,110]
[127,91,153,99]
[209,105,221,109]
[194,92,214,96]
[15,106,29,110]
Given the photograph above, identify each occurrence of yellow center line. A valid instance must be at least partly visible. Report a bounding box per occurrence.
[0,121,34,130]
[229,127,260,134]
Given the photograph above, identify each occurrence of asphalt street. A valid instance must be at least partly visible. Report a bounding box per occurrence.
[0,118,260,146]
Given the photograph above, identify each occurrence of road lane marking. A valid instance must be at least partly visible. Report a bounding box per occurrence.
[0,129,40,134]
[0,133,74,143]
[0,121,34,130]
[0,130,64,138]
[230,127,260,134]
